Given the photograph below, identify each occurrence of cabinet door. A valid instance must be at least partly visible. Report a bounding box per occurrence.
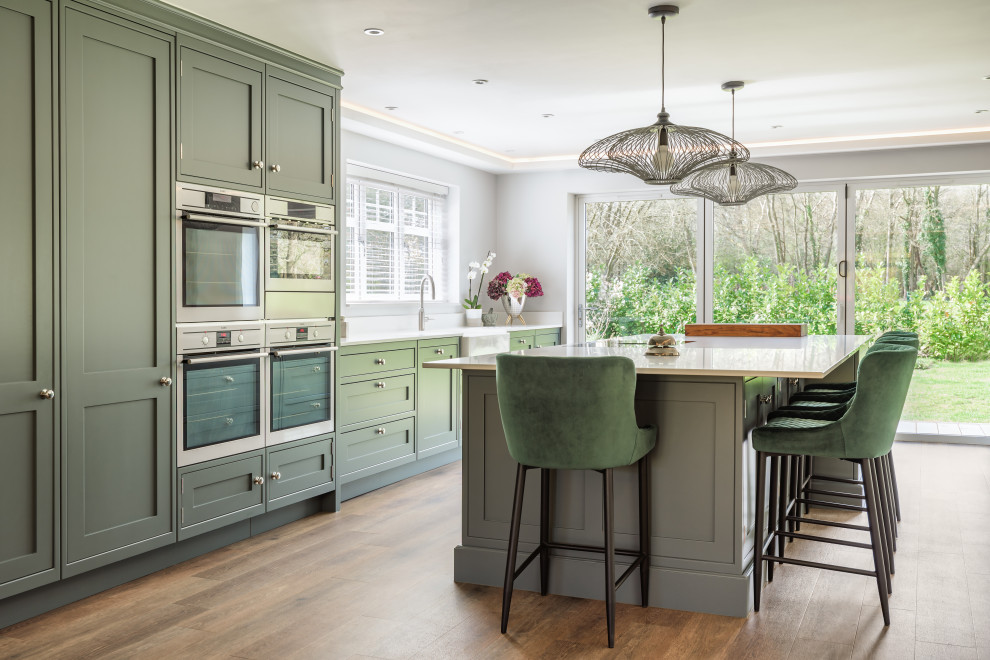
[417,341,460,457]
[534,331,560,348]
[0,0,56,599]
[267,437,333,509]
[266,72,334,202]
[338,417,415,482]
[179,454,265,540]
[508,332,534,351]
[63,8,174,576]
[179,45,264,190]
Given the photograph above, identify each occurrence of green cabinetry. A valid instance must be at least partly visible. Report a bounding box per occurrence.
[417,337,460,458]
[179,435,333,540]
[62,6,174,576]
[178,40,336,202]
[508,328,560,351]
[0,0,57,600]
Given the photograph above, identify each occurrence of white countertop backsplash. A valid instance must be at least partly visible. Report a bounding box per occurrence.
[340,311,564,346]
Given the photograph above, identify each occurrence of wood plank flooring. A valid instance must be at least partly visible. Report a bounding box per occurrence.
[1,441,988,659]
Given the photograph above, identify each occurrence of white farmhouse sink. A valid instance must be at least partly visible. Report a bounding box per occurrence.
[460,330,510,356]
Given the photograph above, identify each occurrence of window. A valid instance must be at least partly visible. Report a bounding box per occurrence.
[345,171,447,302]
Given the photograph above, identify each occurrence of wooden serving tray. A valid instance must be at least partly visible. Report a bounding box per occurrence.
[684,323,808,337]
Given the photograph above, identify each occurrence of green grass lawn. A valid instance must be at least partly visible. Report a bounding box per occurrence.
[902,359,990,423]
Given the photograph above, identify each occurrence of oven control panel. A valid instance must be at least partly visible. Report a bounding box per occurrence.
[267,321,335,345]
[177,182,264,218]
[177,322,265,352]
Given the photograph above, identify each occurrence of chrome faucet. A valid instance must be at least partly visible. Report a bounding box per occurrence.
[419,274,435,331]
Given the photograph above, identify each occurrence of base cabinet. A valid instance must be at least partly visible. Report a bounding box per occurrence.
[62,5,175,577]
[417,338,460,458]
[178,435,334,540]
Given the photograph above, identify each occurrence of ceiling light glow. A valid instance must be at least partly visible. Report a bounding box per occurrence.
[472,79,488,85]
[363,28,384,36]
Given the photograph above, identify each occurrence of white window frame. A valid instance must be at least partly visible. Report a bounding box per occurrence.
[345,168,450,305]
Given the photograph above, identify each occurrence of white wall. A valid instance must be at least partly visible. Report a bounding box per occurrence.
[495,141,990,339]
[341,129,497,317]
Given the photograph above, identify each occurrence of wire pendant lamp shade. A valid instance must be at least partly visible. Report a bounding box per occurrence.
[579,6,748,185]
[671,83,798,205]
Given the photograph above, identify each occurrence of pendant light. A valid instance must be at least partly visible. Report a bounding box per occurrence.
[579,5,748,185]
[671,81,797,205]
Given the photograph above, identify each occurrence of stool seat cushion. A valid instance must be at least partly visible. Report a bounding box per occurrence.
[496,354,656,470]
[754,344,917,459]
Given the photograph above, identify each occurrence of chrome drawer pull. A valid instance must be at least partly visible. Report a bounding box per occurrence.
[376,427,386,435]
[225,417,234,425]
[375,381,386,389]
[435,348,444,355]
[313,366,321,373]
[312,402,322,409]
[375,358,386,365]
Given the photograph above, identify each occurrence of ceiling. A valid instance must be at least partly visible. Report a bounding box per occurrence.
[165,0,990,172]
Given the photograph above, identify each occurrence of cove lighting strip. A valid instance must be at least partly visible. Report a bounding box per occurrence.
[343,101,990,165]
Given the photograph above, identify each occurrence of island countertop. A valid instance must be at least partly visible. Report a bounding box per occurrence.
[424,334,871,379]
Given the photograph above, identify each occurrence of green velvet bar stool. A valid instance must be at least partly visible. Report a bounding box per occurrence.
[752,343,917,626]
[495,354,657,648]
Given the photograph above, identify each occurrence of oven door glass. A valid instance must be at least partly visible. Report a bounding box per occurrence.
[271,350,333,432]
[269,225,334,285]
[183,220,261,307]
[184,358,262,450]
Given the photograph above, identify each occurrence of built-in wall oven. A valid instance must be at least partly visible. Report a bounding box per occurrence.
[177,183,266,323]
[176,322,268,467]
[265,196,336,320]
[267,320,336,446]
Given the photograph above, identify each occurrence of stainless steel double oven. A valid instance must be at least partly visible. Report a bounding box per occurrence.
[174,183,337,467]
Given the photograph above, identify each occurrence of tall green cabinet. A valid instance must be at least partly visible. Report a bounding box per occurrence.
[0,0,57,600]
[61,5,175,576]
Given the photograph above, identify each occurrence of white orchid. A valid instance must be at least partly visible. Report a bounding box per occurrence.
[464,250,496,310]
[480,266,489,274]
[469,261,480,269]
[467,270,478,280]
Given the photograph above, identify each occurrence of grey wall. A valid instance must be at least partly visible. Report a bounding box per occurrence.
[494,141,990,338]
[341,129,497,316]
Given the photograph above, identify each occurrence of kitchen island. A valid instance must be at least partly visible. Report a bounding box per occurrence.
[424,334,870,617]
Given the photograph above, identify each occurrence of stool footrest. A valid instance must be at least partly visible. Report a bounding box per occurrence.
[813,475,865,486]
[775,530,873,549]
[761,554,877,578]
[796,497,867,512]
[785,515,870,532]
[546,541,643,558]
[804,487,865,500]
[615,556,646,590]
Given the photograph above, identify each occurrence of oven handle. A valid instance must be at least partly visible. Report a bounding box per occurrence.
[270,346,338,358]
[182,213,268,229]
[268,223,338,236]
[183,350,268,365]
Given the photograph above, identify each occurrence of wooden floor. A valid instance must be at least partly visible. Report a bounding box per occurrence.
[1,441,988,659]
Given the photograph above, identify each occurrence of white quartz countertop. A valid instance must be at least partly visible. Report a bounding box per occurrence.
[340,323,562,346]
[424,334,872,379]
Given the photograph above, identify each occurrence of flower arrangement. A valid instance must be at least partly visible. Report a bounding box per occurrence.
[463,250,495,309]
[487,271,544,301]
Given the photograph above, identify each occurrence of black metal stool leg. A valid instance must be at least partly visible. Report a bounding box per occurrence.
[861,459,891,626]
[766,452,778,583]
[603,468,616,648]
[869,459,894,590]
[792,456,802,534]
[638,456,650,608]
[887,450,901,522]
[881,456,898,539]
[873,457,896,574]
[753,451,766,612]
[502,464,528,634]
[777,455,789,558]
[540,468,551,596]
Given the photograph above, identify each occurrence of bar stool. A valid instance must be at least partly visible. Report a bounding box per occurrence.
[752,343,917,626]
[495,354,657,648]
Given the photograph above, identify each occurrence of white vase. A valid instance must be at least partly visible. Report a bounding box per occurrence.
[465,308,482,327]
[501,295,526,325]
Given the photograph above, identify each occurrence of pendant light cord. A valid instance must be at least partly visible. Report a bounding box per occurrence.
[660,16,666,112]
[731,89,735,141]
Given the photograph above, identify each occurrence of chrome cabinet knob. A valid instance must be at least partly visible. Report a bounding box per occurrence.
[313,366,321,373]
[374,358,386,365]
[225,417,234,425]
[253,160,264,170]
[311,402,321,408]
[270,471,281,480]
[375,381,386,389]
[376,427,386,435]
[253,475,264,485]
[39,389,55,400]
[517,339,525,343]
[159,376,172,387]
[271,164,281,173]
[435,348,444,355]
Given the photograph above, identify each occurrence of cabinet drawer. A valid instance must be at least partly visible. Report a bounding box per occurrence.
[338,417,415,481]
[179,453,265,537]
[268,437,333,507]
[534,331,560,348]
[339,373,415,427]
[339,347,415,378]
[508,332,534,351]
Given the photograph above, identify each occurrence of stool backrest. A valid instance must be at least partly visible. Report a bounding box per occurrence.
[875,334,920,350]
[495,354,644,470]
[839,343,917,458]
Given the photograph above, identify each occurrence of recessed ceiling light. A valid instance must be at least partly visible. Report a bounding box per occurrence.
[472,79,488,85]
[364,28,384,36]
[385,106,398,111]
[977,109,989,114]
[771,125,783,129]
[542,114,555,118]
[984,75,990,80]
